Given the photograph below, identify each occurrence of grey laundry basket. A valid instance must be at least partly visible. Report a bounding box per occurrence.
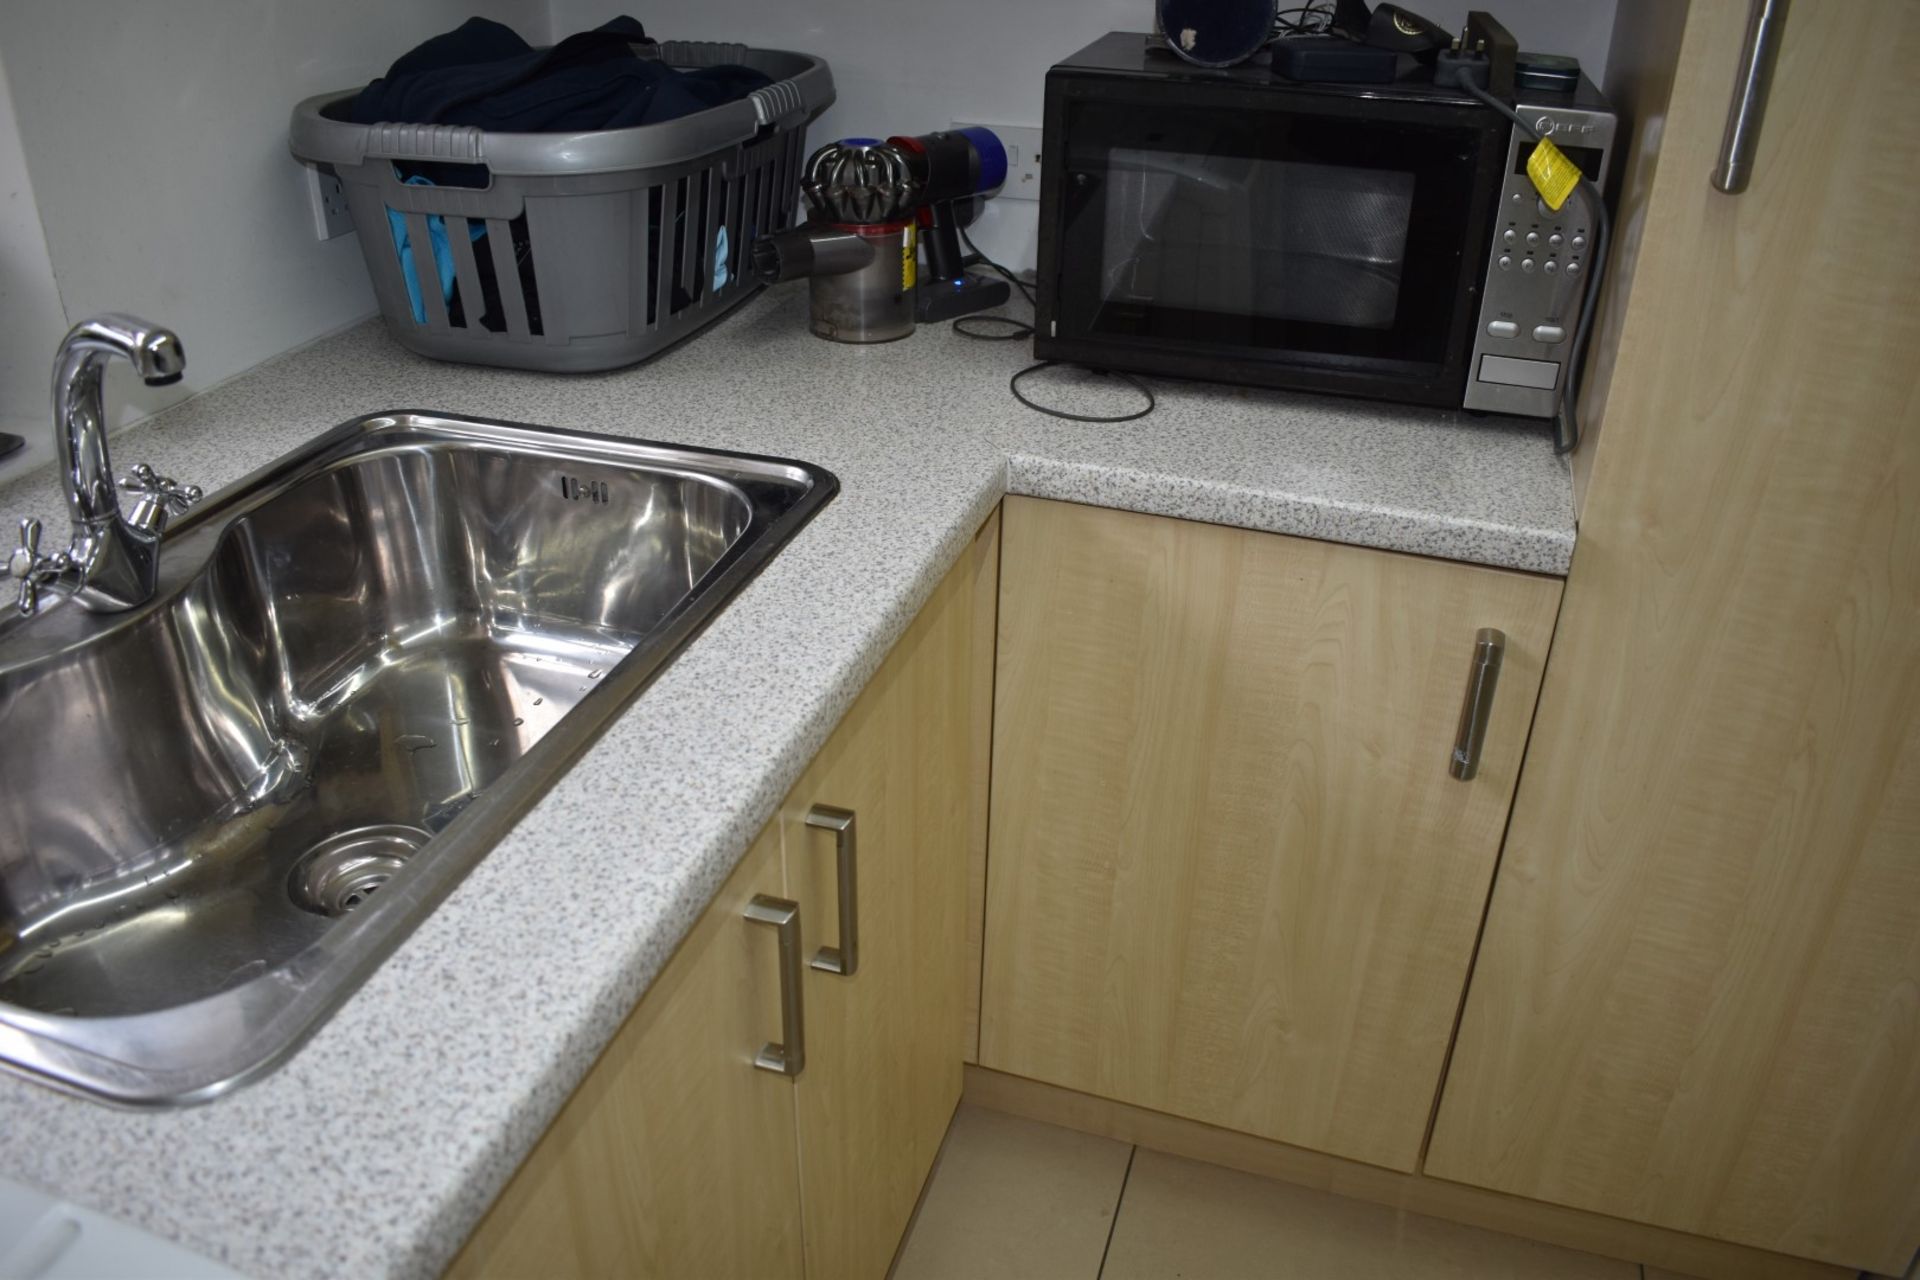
[289,43,832,372]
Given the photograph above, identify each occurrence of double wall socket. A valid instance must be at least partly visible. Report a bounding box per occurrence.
[304,165,355,240]
[954,122,1044,201]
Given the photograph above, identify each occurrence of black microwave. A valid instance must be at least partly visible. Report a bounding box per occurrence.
[1034,32,1616,416]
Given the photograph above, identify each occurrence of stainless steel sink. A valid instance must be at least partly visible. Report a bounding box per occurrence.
[0,412,836,1105]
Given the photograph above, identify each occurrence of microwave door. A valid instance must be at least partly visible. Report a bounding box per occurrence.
[1045,92,1504,406]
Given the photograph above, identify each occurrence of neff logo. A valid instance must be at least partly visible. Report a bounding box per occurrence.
[1535,115,1598,137]
[559,475,609,504]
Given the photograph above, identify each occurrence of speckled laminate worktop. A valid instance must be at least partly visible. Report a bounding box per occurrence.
[0,286,1573,1280]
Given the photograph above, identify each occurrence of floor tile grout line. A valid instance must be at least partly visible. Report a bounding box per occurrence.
[1095,1145,1139,1280]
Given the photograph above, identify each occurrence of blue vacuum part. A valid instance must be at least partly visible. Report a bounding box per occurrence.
[953,126,1007,193]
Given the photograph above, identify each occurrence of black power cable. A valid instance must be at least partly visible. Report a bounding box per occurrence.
[956,223,1037,311]
[1011,361,1157,423]
[951,314,1030,341]
[951,224,1157,424]
[1273,3,1336,35]
[951,224,1034,341]
[1460,79,1612,457]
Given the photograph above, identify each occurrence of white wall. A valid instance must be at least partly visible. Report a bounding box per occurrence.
[551,0,1619,271]
[0,0,551,473]
[0,55,69,477]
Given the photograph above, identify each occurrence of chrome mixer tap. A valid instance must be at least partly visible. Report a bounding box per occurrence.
[7,314,201,615]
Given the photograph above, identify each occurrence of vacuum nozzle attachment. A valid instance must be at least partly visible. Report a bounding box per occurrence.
[749,226,877,285]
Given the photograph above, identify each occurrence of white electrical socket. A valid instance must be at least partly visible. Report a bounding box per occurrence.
[304,165,355,240]
[954,122,1045,201]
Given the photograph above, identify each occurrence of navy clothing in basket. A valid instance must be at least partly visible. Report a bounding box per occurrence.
[349,15,771,132]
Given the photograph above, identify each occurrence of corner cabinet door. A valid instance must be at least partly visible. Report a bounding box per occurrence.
[783,511,998,1279]
[979,497,1561,1172]
[446,823,803,1280]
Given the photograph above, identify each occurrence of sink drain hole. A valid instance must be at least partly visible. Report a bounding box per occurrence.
[289,824,431,917]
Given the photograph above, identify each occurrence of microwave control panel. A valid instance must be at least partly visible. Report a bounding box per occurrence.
[1464,101,1617,418]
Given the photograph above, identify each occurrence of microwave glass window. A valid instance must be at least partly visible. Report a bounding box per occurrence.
[1056,98,1497,374]
[1101,152,1415,330]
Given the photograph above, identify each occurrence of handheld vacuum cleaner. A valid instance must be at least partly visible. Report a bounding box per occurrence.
[749,127,1010,343]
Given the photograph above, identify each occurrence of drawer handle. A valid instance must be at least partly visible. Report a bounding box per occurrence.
[745,895,805,1078]
[1711,0,1789,194]
[805,805,859,976]
[1450,628,1507,781]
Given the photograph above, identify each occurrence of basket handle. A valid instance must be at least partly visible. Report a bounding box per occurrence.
[751,80,808,130]
[288,94,489,168]
[755,56,832,131]
[361,121,487,165]
[640,40,818,131]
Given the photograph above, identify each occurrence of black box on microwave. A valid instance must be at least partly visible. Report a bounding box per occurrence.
[1034,32,1616,417]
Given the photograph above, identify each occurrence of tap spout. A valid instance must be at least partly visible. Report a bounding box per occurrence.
[38,314,195,612]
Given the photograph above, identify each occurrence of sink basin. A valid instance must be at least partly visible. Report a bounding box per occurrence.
[0,412,836,1105]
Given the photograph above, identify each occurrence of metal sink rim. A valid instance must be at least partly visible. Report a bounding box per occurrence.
[0,410,838,1107]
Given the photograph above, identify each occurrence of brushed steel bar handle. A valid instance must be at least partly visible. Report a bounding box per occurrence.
[1711,0,1789,194]
[805,805,858,976]
[745,894,805,1078]
[1450,628,1507,781]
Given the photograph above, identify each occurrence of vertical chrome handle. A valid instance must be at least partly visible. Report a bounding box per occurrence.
[805,805,858,976]
[1711,0,1789,194]
[745,894,805,1078]
[1450,628,1507,781]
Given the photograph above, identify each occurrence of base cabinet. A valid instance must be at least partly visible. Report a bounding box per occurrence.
[446,822,803,1280]
[781,508,994,1278]
[444,462,1908,1279]
[979,497,1562,1171]
[448,510,998,1279]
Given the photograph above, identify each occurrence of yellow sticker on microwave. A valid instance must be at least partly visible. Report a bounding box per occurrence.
[1527,137,1582,211]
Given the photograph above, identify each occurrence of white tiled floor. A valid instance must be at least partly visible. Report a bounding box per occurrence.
[895,1105,1645,1280]
[892,1106,1132,1280]
[1103,1148,1632,1280]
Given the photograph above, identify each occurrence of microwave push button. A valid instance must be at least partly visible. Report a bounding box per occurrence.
[1487,320,1520,339]
[1533,324,1567,343]
[1520,257,1536,273]
[1525,231,1540,248]
[1498,254,1512,271]
[1479,354,1560,390]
